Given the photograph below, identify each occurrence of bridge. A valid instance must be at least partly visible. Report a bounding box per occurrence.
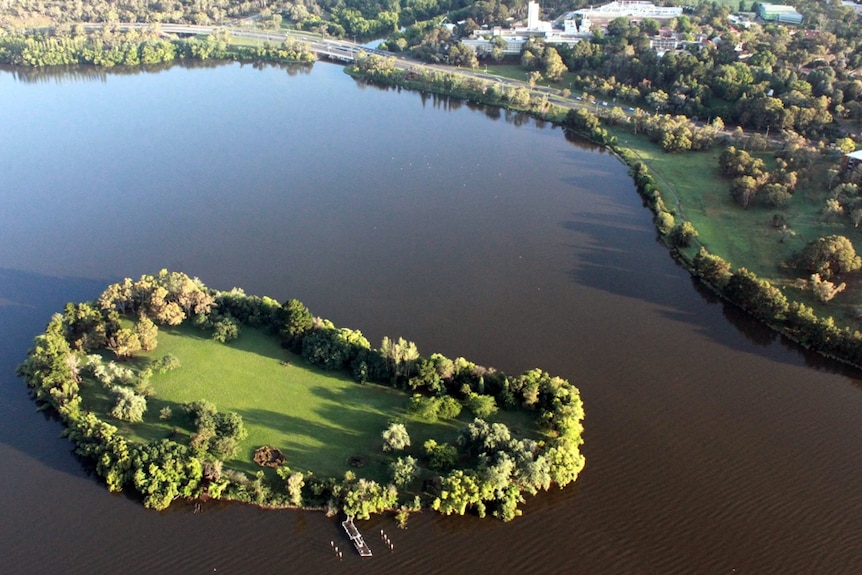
[87,23,381,63]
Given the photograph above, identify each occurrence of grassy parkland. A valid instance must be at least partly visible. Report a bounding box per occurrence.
[18,271,584,521]
[84,323,535,483]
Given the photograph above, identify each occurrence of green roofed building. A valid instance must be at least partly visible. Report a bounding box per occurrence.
[754,2,803,24]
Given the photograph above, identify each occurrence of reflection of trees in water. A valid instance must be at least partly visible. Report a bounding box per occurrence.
[503,108,530,127]
[693,274,861,378]
[715,285,778,348]
[4,64,110,84]
[563,127,606,153]
[245,61,312,76]
[3,59,311,85]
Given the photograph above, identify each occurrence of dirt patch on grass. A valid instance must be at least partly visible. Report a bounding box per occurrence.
[254,445,285,468]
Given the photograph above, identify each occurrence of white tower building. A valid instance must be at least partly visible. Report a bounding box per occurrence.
[527,1,540,30]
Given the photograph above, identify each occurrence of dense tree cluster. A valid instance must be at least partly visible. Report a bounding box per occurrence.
[408,394,463,420]
[520,37,567,81]
[791,235,862,279]
[341,475,399,520]
[0,27,315,67]
[0,28,178,66]
[184,400,248,460]
[301,320,371,371]
[98,269,215,324]
[376,0,862,139]
[637,113,723,153]
[563,107,614,146]
[431,410,576,521]
[131,439,204,510]
[821,180,862,229]
[567,0,859,136]
[719,146,799,208]
[0,0,459,41]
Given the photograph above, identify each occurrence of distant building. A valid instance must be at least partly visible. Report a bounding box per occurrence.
[843,150,862,169]
[755,2,803,24]
[841,0,862,15]
[572,1,683,24]
[462,0,689,57]
[526,0,551,31]
[462,1,590,55]
[648,30,708,56]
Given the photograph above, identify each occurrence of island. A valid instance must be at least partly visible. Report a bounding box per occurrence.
[17,270,585,523]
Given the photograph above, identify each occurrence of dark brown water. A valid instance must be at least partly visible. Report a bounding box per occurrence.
[2,62,862,574]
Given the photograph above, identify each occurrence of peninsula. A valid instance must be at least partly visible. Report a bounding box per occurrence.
[17,270,585,522]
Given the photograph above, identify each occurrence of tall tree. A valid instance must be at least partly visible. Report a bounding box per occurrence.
[541,47,567,82]
[279,299,314,351]
[382,422,411,452]
[135,315,159,352]
[107,328,141,358]
[794,235,862,278]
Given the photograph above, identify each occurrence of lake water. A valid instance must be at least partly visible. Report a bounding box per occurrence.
[2,61,862,574]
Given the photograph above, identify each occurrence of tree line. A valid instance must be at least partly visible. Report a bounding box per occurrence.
[350,51,562,117]
[0,26,316,67]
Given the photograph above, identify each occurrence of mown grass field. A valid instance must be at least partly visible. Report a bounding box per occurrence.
[81,324,538,483]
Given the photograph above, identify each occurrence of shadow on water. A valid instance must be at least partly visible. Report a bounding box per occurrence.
[0,267,116,474]
[693,276,862,379]
[561,203,862,379]
[562,211,681,307]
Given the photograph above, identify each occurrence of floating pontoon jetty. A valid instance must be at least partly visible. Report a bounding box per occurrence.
[342,516,372,557]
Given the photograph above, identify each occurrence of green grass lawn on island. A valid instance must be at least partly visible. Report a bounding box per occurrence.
[82,323,539,484]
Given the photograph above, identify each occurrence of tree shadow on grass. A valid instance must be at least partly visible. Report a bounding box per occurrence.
[227,329,292,363]
[159,321,292,365]
[235,406,383,480]
[308,384,470,460]
[236,380,473,484]
[160,324,211,342]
